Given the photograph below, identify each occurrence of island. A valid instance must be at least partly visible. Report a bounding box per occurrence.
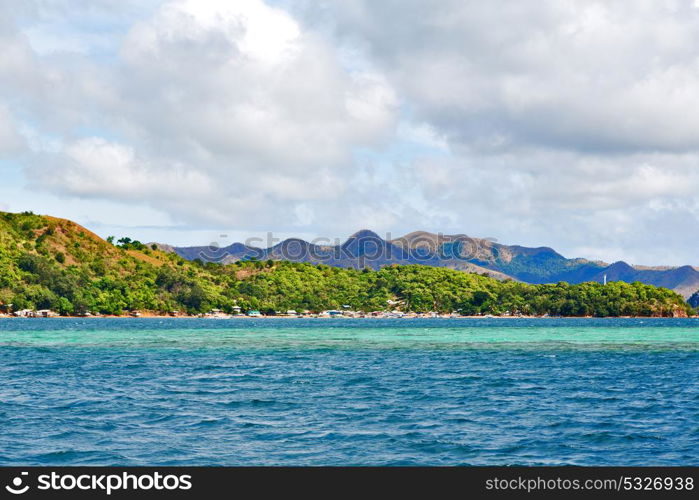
[0,211,693,318]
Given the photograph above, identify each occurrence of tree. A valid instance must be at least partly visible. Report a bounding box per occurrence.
[689,290,699,309]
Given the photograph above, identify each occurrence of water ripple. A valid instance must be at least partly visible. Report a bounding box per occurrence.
[0,318,697,465]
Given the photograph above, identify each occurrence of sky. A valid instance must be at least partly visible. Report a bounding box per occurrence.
[2,0,699,265]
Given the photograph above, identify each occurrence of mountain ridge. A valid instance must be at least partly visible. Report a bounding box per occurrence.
[0,211,693,317]
[167,229,699,298]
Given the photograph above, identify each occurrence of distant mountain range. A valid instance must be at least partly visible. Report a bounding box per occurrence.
[162,230,699,299]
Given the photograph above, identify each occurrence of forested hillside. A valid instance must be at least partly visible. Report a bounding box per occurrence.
[0,212,693,317]
[172,230,699,298]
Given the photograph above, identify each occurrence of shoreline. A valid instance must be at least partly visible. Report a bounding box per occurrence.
[0,314,694,320]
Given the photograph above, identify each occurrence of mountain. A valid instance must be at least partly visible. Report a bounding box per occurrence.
[165,229,515,280]
[690,290,699,309]
[0,211,692,317]
[169,242,259,263]
[0,211,236,315]
[585,263,699,298]
[170,229,699,299]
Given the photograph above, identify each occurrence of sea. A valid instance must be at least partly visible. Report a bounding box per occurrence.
[0,317,697,466]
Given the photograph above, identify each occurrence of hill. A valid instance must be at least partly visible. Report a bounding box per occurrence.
[689,290,699,309]
[169,230,699,298]
[0,211,693,317]
[0,211,232,315]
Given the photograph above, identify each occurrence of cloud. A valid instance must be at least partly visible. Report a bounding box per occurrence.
[288,0,699,262]
[3,0,699,264]
[410,148,699,261]
[0,106,24,156]
[312,0,699,153]
[36,137,214,199]
[17,0,398,227]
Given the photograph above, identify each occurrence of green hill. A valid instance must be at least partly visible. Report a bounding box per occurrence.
[172,230,699,298]
[0,211,232,315]
[0,211,693,317]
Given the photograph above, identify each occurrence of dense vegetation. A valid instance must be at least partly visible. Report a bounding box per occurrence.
[689,290,699,309]
[0,212,693,317]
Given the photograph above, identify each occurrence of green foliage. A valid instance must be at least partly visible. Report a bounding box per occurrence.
[689,290,699,309]
[116,237,147,251]
[0,211,692,317]
[223,262,690,317]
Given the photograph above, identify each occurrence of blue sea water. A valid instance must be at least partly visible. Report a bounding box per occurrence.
[0,317,697,466]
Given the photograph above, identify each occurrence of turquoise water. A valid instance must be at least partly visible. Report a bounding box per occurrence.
[0,318,697,465]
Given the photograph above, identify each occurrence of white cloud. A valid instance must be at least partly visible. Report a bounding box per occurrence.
[0,106,24,155]
[286,0,699,263]
[16,0,397,227]
[408,148,699,263]
[34,137,214,200]
[315,0,699,152]
[3,0,699,264]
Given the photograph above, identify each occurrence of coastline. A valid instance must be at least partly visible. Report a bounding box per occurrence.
[0,314,694,320]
